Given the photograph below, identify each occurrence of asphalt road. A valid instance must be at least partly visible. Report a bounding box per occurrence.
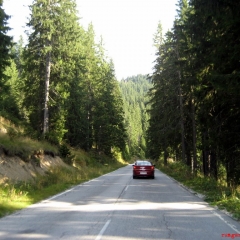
[0,165,240,240]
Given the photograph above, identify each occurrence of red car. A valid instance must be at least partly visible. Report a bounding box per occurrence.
[132,160,155,179]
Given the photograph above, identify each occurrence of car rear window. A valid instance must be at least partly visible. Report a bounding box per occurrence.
[136,161,151,166]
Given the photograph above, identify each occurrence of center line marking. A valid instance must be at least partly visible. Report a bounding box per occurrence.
[95,220,111,240]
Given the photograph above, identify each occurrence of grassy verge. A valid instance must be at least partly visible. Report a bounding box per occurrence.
[0,160,125,218]
[0,115,128,218]
[0,132,58,160]
[156,160,240,220]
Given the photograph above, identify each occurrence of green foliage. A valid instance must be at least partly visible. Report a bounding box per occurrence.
[119,74,152,158]
[92,60,127,156]
[64,28,127,156]
[2,59,20,117]
[122,145,131,161]
[59,144,71,158]
[146,29,181,161]
[0,0,13,112]
[59,143,74,165]
[22,0,84,143]
[0,118,127,218]
[147,0,240,186]
[0,132,58,162]
[158,161,240,220]
[11,0,127,157]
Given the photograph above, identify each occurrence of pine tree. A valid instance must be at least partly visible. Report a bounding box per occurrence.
[94,61,127,155]
[65,24,98,150]
[3,59,20,117]
[0,0,13,111]
[23,0,83,143]
[187,0,240,183]
[147,28,181,163]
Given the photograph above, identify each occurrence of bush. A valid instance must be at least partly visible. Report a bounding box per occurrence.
[59,144,74,165]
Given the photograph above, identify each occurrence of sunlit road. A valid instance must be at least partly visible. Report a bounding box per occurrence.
[0,165,240,240]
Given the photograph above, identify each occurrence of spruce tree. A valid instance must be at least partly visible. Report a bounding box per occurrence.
[0,0,12,111]
[94,60,127,155]
[23,0,83,143]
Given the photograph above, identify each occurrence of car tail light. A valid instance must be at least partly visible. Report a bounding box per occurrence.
[151,166,154,170]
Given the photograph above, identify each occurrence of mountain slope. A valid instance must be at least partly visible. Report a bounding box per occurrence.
[119,74,152,158]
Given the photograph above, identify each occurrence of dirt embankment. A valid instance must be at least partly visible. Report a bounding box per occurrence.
[0,153,68,184]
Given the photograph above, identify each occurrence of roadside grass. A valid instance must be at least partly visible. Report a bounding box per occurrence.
[0,159,125,218]
[156,160,240,220]
[0,132,59,161]
[0,115,128,218]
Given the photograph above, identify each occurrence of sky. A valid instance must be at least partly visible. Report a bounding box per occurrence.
[3,0,177,80]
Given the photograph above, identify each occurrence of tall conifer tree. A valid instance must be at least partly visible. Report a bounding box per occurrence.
[0,0,12,110]
[23,0,82,143]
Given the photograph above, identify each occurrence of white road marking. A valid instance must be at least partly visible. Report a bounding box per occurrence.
[95,220,111,240]
[211,211,240,233]
[125,186,129,191]
[44,172,112,201]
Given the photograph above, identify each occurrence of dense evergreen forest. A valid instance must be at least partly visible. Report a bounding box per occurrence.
[0,0,126,157]
[147,0,240,186]
[119,75,152,159]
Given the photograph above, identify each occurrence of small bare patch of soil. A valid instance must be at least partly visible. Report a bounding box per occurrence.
[0,153,68,184]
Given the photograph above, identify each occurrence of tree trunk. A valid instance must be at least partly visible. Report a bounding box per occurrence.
[178,71,186,163]
[210,149,217,180]
[43,50,51,135]
[191,95,197,171]
[186,148,192,167]
[163,133,168,166]
[43,0,52,136]
[202,131,209,176]
[175,33,186,164]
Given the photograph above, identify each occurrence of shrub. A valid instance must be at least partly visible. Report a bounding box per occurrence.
[59,144,74,165]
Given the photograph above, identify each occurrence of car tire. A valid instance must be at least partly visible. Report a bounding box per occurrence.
[152,176,155,179]
[133,176,136,179]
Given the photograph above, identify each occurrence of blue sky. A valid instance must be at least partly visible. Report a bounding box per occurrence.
[3,0,177,79]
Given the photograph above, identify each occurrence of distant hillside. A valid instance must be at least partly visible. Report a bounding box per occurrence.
[119,74,152,158]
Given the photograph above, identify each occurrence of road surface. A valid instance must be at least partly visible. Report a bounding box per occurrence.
[0,165,239,239]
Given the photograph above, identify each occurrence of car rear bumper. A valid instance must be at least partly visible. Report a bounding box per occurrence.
[133,170,154,178]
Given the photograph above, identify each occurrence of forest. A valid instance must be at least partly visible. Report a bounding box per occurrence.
[1,0,240,188]
[119,75,152,159]
[147,0,240,186]
[0,0,126,158]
